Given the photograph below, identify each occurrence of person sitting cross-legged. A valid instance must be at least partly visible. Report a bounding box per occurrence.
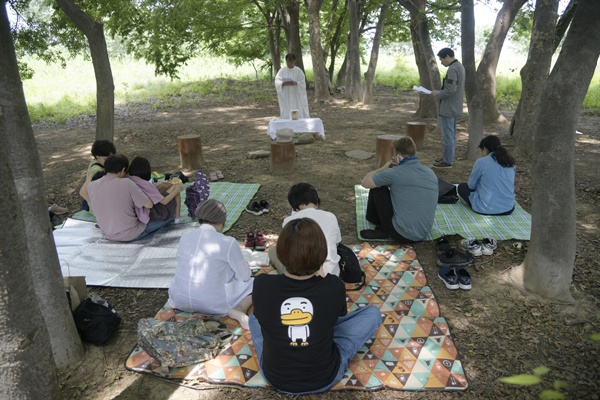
[360,136,438,242]
[250,218,381,395]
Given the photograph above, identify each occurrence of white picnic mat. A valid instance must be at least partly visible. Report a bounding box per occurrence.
[54,219,268,288]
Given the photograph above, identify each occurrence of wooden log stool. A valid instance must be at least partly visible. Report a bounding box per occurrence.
[270,142,295,174]
[406,122,426,150]
[178,134,205,170]
[375,134,402,168]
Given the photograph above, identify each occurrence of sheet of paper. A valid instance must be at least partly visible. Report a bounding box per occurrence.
[413,85,432,95]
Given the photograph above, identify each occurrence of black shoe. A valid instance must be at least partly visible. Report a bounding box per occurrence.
[245,201,263,216]
[438,266,459,290]
[360,229,389,239]
[432,161,452,169]
[436,237,452,255]
[437,248,474,267]
[456,266,472,290]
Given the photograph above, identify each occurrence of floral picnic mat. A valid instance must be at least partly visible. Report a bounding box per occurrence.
[125,244,469,392]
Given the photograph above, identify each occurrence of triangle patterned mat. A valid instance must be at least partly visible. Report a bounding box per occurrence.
[125,243,469,391]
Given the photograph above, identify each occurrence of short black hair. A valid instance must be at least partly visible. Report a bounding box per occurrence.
[104,154,129,174]
[91,140,116,158]
[437,48,455,58]
[128,156,152,181]
[285,53,296,61]
[288,183,320,211]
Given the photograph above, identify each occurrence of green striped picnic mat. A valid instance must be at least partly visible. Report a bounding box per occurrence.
[72,182,260,233]
[355,185,531,241]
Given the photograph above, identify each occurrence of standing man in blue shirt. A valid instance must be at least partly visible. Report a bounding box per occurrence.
[431,48,465,169]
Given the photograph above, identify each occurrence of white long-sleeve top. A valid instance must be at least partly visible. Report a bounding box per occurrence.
[168,224,253,315]
[275,66,310,119]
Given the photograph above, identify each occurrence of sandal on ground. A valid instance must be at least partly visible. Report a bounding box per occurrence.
[209,171,219,182]
[215,170,224,180]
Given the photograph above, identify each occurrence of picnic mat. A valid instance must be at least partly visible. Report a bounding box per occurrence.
[355,185,531,241]
[55,218,267,288]
[72,182,260,232]
[125,243,469,392]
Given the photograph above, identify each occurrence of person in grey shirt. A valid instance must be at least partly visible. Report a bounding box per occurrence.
[432,48,465,169]
[360,137,438,242]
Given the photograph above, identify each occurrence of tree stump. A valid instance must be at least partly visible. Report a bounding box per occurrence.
[375,134,402,168]
[178,135,204,170]
[406,122,426,150]
[270,142,295,174]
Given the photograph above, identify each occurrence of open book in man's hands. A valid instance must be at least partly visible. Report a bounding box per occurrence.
[412,85,432,95]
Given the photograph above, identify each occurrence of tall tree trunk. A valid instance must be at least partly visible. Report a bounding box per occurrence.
[399,0,440,118]
[461,0,483,160]
[347,0,363,101]
[512,0,559,158]
[509,0,600,302]
[476,0,527,124]
[305,0,332,102]
[255,2,282,76]
[336,52,348,89]
[325,0,346,82]
[56,0,114,142]
[0,0,83,372]
[363,0,389,104]
[281,0,305,73]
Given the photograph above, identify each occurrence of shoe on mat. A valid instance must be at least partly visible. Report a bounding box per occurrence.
[482,237,497,255]
[432,161,452,169]
[456,266,472,290]
[461,238,483,257]
[48,204,69,214]
[254,231,267,251]
[245,201,263,216]
[436,236,452,255]
[244,232,255,249]
[438,266,459,290]
[259,200,269,214]
[437,248,474,267]
[360,229,389,240]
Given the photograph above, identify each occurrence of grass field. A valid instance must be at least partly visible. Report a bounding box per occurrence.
[21,51,599,123]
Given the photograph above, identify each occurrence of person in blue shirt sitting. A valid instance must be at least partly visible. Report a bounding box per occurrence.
[458,135,516,215]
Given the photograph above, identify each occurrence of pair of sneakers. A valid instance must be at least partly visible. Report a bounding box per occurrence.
[436,237,474,267]
[245,231,266,251]
[245,200,270,216]
[438,266,471,290]
[460,237,497,257]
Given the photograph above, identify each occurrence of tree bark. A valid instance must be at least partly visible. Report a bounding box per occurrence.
[476,0,527,124]
[346,0,363,101]
[509,0,600,302]
[461,0,483,160]
[305,0,332,102]
[56,0,114,142]
[399,0,440,119]
[281,0,305,73]
[363,0,389,104]
[255,1,282,75]
[0,0,83,374]
[336,52,348,89]
[325,0,346,83]
[511,0,559,158]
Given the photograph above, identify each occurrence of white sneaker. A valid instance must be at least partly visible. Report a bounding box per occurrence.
[461,238,483,257]
[482,237,497,255]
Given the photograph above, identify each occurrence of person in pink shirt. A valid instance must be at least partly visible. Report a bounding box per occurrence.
[128,156,183,224]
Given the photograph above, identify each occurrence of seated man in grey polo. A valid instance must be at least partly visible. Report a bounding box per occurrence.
[360,136,438,242]
[85,154,172,242]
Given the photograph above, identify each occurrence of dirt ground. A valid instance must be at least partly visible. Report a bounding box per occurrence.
[37,82,600,399]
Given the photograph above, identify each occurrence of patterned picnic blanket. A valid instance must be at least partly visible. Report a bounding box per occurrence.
[72,182,260,233]
[355,185,531,241]
[125,244,469,392]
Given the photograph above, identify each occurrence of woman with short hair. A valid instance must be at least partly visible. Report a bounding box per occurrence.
[168,199,253,329]
[458,135,516,215]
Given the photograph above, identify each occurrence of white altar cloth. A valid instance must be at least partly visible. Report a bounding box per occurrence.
[267,118,325,140]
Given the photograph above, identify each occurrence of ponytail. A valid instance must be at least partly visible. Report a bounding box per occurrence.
[492,146,515,168]
[479,135,515,168]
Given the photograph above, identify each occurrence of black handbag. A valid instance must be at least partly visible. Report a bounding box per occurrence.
[337,244,366,290]
[72,296,121,346]
[437,178,459,204]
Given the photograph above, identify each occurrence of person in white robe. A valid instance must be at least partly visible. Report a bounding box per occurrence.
[274,53,310,119]
[168,199,253,329]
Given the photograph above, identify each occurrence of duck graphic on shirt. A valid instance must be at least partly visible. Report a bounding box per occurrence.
[280,297,313,346]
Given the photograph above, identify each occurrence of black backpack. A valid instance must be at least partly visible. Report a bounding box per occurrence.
[438,177,459,204]
[337,244,366,291]
[72,296,121,345]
